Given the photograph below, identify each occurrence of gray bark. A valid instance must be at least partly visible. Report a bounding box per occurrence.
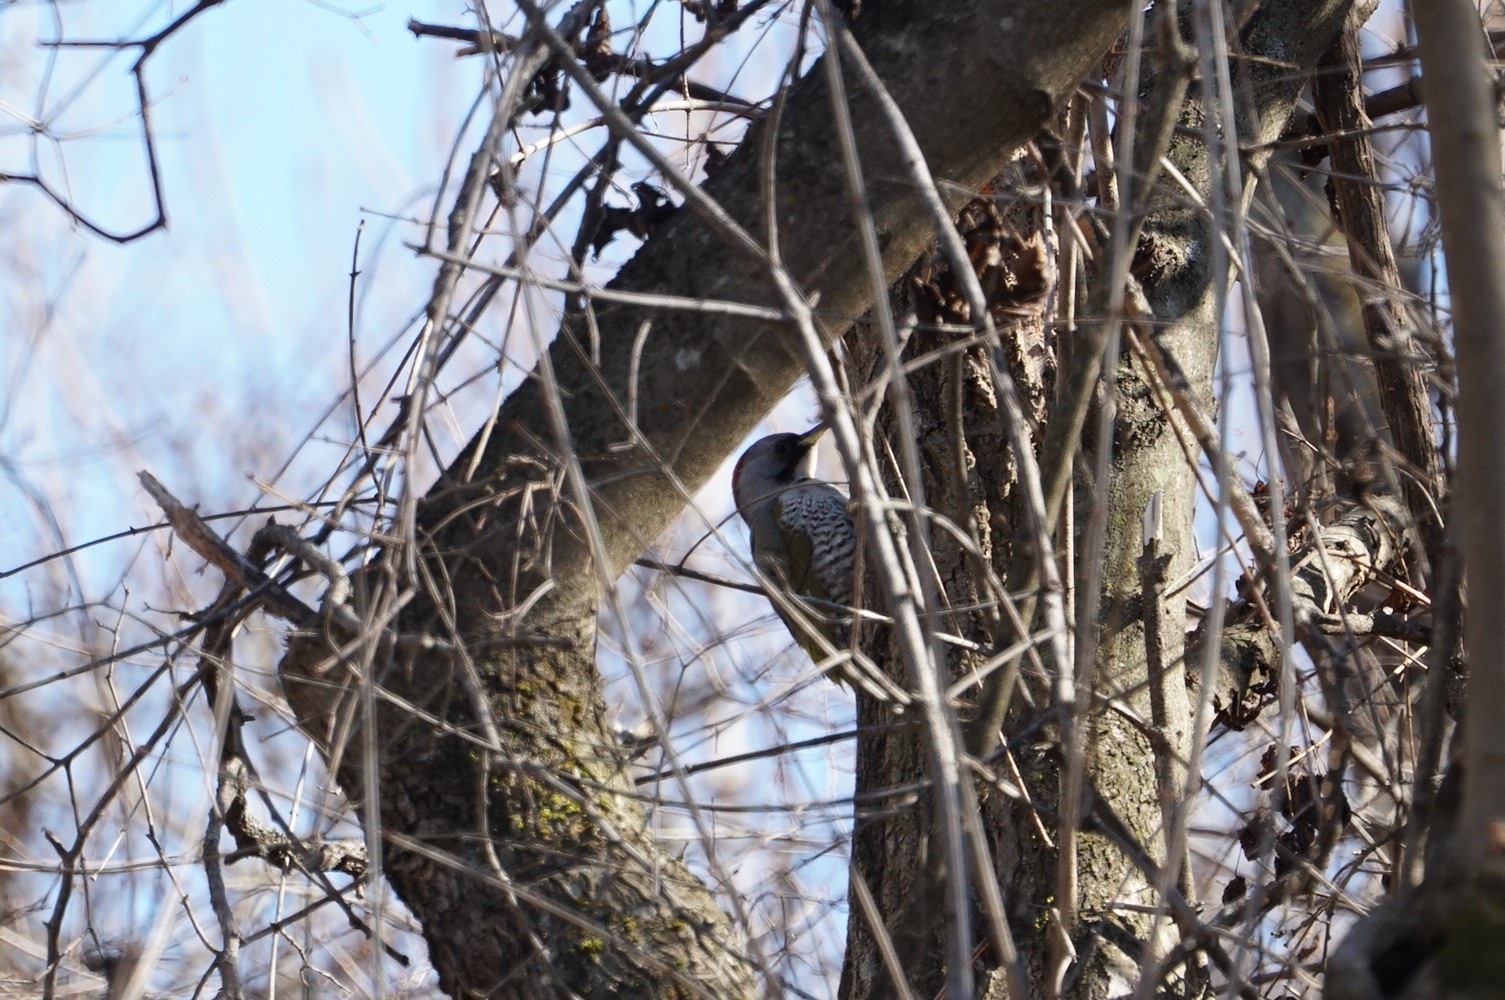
[841,1,1356,997]
[1076,3,1353,994]
[275,2,1134,996]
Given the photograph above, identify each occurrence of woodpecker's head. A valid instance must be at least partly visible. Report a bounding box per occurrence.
[731,423,826,514]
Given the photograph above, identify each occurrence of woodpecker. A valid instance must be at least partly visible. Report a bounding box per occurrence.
[731,424,858,680]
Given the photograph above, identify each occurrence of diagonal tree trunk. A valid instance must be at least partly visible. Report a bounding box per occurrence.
[276,2,1133,996]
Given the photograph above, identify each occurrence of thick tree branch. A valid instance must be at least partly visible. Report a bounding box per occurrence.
[275,2,1136,997]
[414,0,1137,617]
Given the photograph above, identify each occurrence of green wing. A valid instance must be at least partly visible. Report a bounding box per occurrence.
[773,501,824,602]
[771,496,846,686]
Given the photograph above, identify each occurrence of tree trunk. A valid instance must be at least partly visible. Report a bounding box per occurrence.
[276,2,1133,996]
[841,1,1354,997]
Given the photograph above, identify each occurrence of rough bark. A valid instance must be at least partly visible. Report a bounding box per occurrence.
[275,2,1134,997]
[841,184,1057,999]
[1074,3,1353,992]
[840,2,1355,997]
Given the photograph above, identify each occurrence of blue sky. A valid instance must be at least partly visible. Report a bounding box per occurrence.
[2,1,482,594]
[0,0,809,588]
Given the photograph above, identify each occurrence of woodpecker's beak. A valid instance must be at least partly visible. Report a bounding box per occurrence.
[794,422,828,451]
